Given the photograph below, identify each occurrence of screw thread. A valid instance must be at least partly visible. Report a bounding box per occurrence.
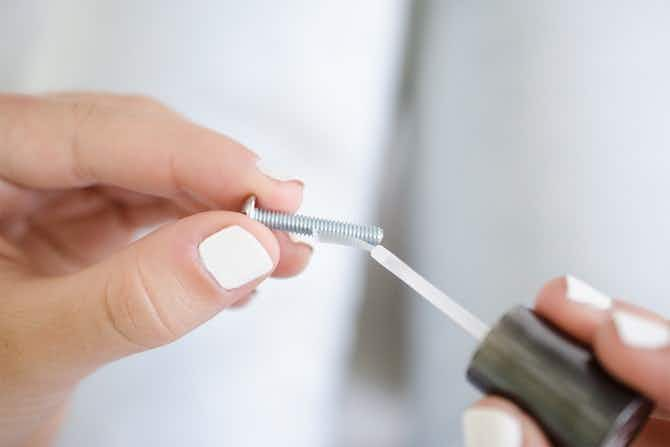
[251,208,383,246]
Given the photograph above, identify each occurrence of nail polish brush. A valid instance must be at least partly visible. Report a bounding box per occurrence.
[243,197,653,447]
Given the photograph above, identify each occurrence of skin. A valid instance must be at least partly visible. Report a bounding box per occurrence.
[0,93,313,446]
[469,277,670,446]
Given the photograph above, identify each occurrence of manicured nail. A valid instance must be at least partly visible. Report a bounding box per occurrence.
[288,232,315,250]
[463,408,522,447]
[612,310,670,349]
[198,226,273,289]
[565,275,612,310]
[256,159,303,183]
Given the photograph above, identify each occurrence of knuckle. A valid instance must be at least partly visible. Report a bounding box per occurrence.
[535,276,566,306]
[103,255,181,350]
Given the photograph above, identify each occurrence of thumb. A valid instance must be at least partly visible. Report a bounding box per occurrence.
[14,211,278,382]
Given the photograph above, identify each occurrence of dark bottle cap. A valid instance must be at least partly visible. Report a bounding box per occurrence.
[466,306,653,447]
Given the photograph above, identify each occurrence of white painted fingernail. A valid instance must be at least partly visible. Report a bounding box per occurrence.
[198,226,274,289]
[565,275,612,310]
[256,159,303,183]
[463,408,522,447]
[288,232,315,249]
[612,310,670,349]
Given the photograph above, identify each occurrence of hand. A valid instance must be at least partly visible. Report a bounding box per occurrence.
[0,93,312,446]
[463,276,670,447]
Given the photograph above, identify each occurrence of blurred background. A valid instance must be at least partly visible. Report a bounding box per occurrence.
[3,1,670,446]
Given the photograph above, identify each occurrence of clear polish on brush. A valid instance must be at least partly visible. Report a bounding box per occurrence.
[369,244,489,341]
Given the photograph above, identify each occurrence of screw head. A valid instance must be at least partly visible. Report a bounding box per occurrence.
[242,196,256,218]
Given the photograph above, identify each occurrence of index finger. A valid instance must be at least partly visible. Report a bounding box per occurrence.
[0,93,302,212]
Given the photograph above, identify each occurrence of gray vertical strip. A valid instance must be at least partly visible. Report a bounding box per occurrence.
[347,0,429,404]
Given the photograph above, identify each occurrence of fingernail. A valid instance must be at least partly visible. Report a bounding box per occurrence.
[288,232,315,250]
[198,226,274,289]
[463,408,522,447]
[612,310,670,349]
[565,275,612,310]
[256,159,303,183]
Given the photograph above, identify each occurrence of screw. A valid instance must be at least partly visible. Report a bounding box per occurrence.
[243,196,384,247]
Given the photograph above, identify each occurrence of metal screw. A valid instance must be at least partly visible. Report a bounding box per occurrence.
[243,196,384,247]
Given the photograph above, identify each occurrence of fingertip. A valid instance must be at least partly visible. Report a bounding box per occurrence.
[271,231,313,278]
[472,396,524,415]
[228,290,258,309]
[534,276,567,316]
[254,179,304,214]
[464,397,551,447]
[534,275,611,345]
[167,212,280,302]
[233,217,282,268]
[248,157,305,214]
[184,212,280,264]
[256,158,304,184]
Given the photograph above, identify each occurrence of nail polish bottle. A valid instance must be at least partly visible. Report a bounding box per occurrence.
[467,307,653,447]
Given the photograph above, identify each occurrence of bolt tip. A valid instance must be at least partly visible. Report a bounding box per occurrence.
[367,226,384,246]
